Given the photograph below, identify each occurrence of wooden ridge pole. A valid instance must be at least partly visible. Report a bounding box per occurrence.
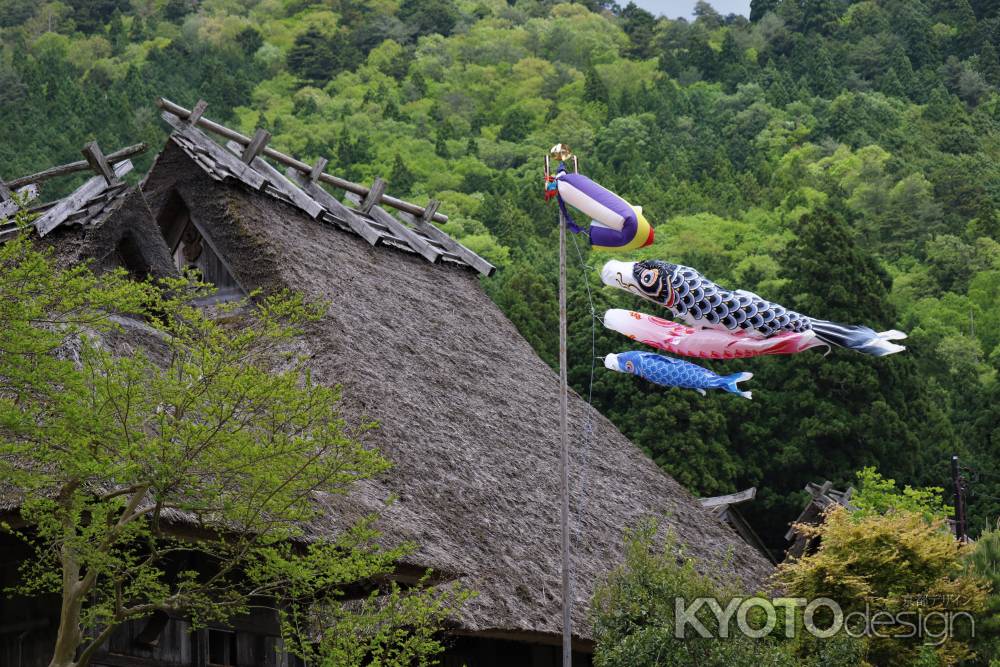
[155,97,447,224]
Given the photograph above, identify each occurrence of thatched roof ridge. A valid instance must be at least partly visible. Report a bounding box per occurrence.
[102,137,773,642]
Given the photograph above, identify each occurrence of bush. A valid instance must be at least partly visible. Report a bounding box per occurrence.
[592,520,794,667]
[776,507,986,666]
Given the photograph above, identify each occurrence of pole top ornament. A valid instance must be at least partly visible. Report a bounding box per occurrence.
[549,143,574,162]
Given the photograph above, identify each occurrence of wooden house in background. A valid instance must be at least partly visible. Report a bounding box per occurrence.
[784,481,856,560]
[0,101,773,666]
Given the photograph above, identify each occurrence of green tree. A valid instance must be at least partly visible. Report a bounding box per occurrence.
[498,106,534,143]
[977,42,1000,85]
[592,521,793,667]
[389,152,416,195]
[777,506,986,666]
[750,0,780,22]
[966,526,1000,663]
[287,27,360,86]
[620,2,656,59]
[584,65,609,104]
[235,26,263,56]
[399,0,459,38]
[852,467,952,520]
[0,227,467,667]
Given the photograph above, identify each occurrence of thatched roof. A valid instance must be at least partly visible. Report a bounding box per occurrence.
[41,135,774,645]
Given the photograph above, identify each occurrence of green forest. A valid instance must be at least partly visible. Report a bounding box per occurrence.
[1,0,999,555]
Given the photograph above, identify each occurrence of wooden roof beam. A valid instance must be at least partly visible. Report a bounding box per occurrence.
[358,178,386,215]
[698,487,756,510]
[224,140,322,219]
[345,190,441,264]
[81,141,118,185]
[187,99,208,125]
[156,97,448,223]
[397,204,496,277]
[34,160,133,236]
[308,158,328,183]
[286,167,382,246]
[6,143,146,191]
[161,112,265,191]
[241,128,271,164]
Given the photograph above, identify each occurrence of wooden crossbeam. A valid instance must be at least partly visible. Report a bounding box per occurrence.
[420,200,440,225]
[6,144,146,191]
[287,167,381,246]
[156,98,448,223]
[81,141,118,185]
[358,178,386,215]
[224,141,322,218]
[187,99,208,125]
[397,204,496,277]
[34,160,132,236]
[368,205,441,264]
[241,128,271,164]
[309,157,328,183]
[346,191,441,264]
[698,487,756,509]
[162,112,265,191]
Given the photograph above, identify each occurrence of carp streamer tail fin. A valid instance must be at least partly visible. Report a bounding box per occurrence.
[721,371,754,400]
[810,320,907,357]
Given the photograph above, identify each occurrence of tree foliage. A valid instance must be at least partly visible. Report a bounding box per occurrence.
[591,519,867,666]
[776,507,987,666]
[2,0,1000,561]
[0,222,467,667]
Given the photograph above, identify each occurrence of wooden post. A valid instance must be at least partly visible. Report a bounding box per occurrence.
[187,99,209,125]
[359,178,386,215]
[81,141,118,185]
[558,198,571,667]
[308,158,329,183]
[155,97,448,223]
[546,144,574,667]
[952,455,967,542]
[241,128,271,164]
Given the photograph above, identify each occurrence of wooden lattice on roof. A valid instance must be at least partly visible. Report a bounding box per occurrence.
[156,98,495,277]
[0,142,148,242]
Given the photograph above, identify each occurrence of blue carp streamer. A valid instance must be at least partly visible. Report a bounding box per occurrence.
[604,350,753,399]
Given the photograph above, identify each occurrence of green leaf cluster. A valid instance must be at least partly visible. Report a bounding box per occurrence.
[0,221,468,667]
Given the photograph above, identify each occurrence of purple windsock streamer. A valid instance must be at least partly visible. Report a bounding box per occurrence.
[557,193,585,234]
[589,215,638,249]
[555,164,585,234]
[555,170,651,250]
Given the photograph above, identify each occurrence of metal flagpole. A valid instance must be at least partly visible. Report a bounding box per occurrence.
[547,143,575,667]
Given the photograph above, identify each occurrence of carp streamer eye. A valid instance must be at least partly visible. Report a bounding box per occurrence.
[625,361,635,372]
[639,269,659,289]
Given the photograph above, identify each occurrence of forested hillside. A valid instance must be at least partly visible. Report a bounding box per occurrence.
[2,0,998,552]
